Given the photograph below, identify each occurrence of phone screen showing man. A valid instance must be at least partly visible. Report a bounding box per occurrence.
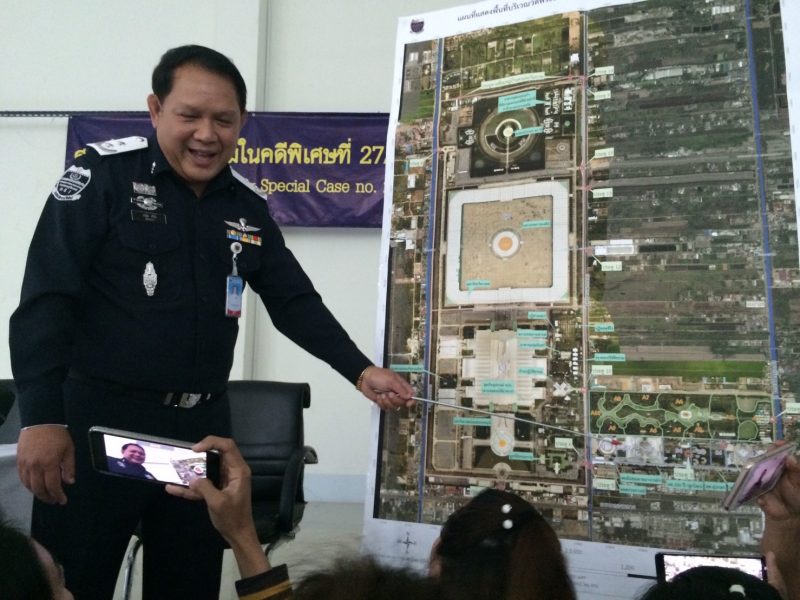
[102,433,208,485]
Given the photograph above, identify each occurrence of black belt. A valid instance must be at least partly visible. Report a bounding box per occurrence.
[67,369,224,408]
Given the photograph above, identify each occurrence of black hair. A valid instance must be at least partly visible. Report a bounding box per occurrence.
[0,521,53,600]
[435,488,576,600]
[121,443,144,452]
[152,45,247,112]
[638,566,782,600]
[294,557,441,600]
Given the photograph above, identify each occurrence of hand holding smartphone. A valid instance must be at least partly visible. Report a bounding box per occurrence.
[88,426,220,487]
[721,443,797,511]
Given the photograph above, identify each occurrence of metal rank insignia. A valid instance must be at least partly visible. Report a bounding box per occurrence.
[130,181,165,223]
[131,195,163,211]
[143,262,157,296]
[225,218,262,246]
[132,182,157,196]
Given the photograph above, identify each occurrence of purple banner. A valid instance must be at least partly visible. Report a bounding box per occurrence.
[66,112,389,227]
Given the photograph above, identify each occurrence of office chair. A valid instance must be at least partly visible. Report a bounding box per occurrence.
[122,380,317,599]
[226,379,317,552]
[0,380,17,436]
[0,380,29,528]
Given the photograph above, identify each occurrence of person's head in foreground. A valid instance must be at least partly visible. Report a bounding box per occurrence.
[430,488,576,600]
[637,566,782,600]
[0,520,73,600]
[293,557,440,600]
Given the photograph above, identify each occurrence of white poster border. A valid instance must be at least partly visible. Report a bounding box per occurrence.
[367,0,800,597]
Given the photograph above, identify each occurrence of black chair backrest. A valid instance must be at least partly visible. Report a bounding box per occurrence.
[0,380,19,444]
[227,380,310,501]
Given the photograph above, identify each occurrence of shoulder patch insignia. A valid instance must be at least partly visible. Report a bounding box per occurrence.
[87,136,148,156]
[53,165,91,201]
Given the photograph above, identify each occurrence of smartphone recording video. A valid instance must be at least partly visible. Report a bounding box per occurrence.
[721,442,797,511]
[655,552,767,583]
[89,426,220,487]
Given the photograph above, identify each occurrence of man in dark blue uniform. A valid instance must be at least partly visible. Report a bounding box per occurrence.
[107,443,156,481]
[9,45,413,599]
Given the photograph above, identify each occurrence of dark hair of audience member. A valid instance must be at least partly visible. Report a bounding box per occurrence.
[293,557,440,600]
[0,520,53,600]
[637,566,782,600]
[433,488,576,600]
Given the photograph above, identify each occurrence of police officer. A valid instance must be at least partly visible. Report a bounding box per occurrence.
[10,45,414,599]
[107,443,156,480]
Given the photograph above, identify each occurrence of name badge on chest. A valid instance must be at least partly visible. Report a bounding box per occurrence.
[225,242,244,318]
[131,210,167,224]
[130,182,166,223]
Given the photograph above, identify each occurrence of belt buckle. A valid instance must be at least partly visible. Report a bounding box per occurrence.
[178,393,202,408]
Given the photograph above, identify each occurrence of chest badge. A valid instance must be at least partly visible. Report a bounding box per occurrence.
[131,182,164,222]
[132,182,157,196]
[225,218,262,246]
[131,196,163,211]
[143,262,158,297]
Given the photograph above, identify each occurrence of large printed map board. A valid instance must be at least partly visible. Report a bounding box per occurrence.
[364,0,800,597]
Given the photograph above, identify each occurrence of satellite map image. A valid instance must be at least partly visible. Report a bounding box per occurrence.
[375,0,796,554]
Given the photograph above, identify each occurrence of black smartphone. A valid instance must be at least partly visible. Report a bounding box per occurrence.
[721,442,797,510]
[655,552,767,583]
[88,426,220,487]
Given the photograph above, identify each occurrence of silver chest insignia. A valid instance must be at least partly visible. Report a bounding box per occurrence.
[143,262,158,297]
[131,195,163,211]
[132,182,157,196]
[224,218,261,233]
[225,218,262,246]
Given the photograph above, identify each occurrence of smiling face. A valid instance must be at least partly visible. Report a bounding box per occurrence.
[147,64,246,197]
[122,444,146,465]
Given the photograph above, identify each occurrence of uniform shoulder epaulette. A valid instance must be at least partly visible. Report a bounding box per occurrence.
[87,136,149,156]
[231,168,270,203]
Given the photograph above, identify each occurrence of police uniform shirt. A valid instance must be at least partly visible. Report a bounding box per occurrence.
[107,456,156,481]
[10,135,372,426]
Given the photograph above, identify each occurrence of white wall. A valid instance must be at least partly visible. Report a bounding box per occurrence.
[257,0,471,501]
[0,2,262,112]
[262,0,467,112]
[0,0,263,380]
[0,0,470,503]
[0,120,67,374]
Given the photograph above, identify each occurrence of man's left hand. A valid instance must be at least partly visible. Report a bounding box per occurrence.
[358,366,415,411]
